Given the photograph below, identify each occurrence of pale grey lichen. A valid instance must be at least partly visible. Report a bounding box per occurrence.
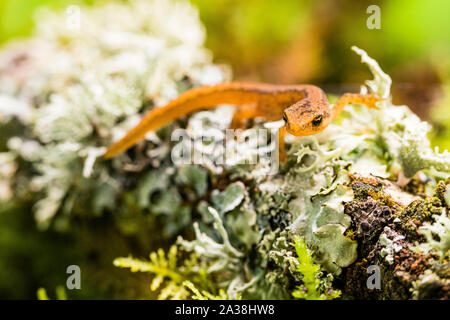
[178,207,245,271]
[416,210,450,260]
[177,207,253,299]
[288,183,357,274]
[379,232,405,265]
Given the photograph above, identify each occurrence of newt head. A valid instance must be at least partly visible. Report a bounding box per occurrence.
[282,103,332,136]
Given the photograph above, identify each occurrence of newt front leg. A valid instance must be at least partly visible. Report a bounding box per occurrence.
[331,93,383,121]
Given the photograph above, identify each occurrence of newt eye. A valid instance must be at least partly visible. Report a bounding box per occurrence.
[312,115,323,126]
[282,112,288,123]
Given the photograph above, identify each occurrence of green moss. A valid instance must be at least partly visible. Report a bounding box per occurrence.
[399,198,441,222]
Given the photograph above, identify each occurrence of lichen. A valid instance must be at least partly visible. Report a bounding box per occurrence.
[416,210,450,261]
[379,232,405,265]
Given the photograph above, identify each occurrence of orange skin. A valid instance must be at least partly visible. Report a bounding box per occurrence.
[103,82,382,159]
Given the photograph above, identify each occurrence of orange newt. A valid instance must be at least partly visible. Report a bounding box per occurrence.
[103,82,382,159]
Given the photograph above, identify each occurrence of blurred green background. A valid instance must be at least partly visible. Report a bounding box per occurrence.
[0,0,449,299]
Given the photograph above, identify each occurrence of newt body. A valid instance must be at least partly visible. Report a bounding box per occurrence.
[103,82,382,159]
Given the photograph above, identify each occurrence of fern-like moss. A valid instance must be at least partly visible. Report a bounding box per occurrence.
[114,245,217,300]
[183,280,238,300]
[292,237,341,300]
